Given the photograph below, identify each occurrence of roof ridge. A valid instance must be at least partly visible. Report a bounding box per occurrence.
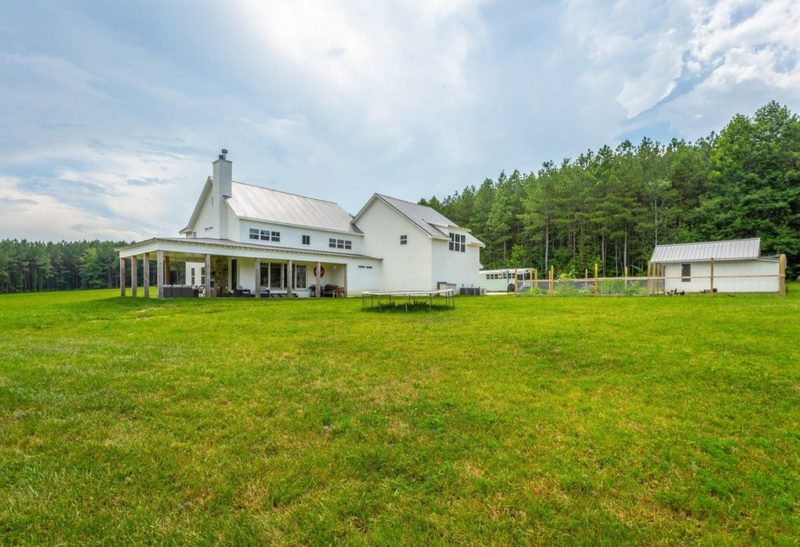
[655,237,760,247]
[231,180,341,206]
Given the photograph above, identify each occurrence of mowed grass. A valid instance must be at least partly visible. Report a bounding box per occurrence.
[1,288,799,545]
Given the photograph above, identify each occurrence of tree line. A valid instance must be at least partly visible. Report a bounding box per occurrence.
[420,101,800,278]
[0,240,127,293]
[1,102,797,293]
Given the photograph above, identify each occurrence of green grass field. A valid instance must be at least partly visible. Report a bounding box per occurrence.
[1,288,799,544]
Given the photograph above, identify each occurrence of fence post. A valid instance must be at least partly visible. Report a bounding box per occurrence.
[584,268,588,292]
[594,262,599,296]
[709,257,715,294]
[624,266,628,287]
[779,254,786,296]
[549,265,554,294]
[646,261,651,295]
[514,269,519,293]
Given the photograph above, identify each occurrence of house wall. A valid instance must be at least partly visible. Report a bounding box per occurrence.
[430,235,481,289]
[356,198,433,290]
[663,259,780,293]
[192,190,220,238]
[184,255,381,296]
[236,219,364,254]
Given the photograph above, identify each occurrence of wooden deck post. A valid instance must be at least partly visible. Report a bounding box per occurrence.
[255,259,261,298]
[119,257,126,297]
[779,254,786,296]
[143,253,150,298]
[156,250,164,298]
[709,257,715,294]
[316,262,321,298]
[130,256,138,297]
[204,254,212,298]
[287,260,293,298]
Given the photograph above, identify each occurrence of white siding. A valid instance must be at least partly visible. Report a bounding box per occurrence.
[430,235,481,289]
[191,191,219,238]
[237,220,363,254]
[357,198,433,290]
[664,259,779,293]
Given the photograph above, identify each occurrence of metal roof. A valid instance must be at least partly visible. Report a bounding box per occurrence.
[118,237,381,260]
[226,182,361,234]
[361,194,484,247]
[650,238,761,263]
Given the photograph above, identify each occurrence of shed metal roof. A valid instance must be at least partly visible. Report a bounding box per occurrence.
[226,182,361,234]
[650,238,761,263]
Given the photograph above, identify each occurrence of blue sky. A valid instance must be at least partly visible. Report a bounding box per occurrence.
[1,0,798,241]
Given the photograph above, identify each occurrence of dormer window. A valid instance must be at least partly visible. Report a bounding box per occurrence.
[302,235,310,245]
[249,229,259,240]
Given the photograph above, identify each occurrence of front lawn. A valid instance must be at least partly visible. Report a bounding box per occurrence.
[1,288,798,543]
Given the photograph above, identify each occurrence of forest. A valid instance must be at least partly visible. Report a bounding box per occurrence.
[421,101,799,278]
[0,240,126,293]
[0,101,797,293]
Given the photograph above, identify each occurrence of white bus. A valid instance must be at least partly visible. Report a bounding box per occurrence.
[479,268,536,293]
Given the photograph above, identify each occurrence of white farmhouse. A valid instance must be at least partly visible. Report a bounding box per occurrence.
[117,150,484,298]
[649,238,786,294]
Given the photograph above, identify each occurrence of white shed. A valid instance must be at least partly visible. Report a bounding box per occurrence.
[649,238,786,294]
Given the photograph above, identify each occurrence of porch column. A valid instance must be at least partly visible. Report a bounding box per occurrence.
[143,253,150,298]
[287,260,293,298]
[316,262,321,298]
[163,256,171,286]
[255,259,261,299]
[130,256,138,297]
[343,264,347,297]
[119,257,126,297]
[156,250,164,298]
[205,254,212,298]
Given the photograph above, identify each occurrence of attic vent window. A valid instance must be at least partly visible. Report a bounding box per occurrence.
[449,232,465,252]
[302,235,310,245]
[400,235,407,245]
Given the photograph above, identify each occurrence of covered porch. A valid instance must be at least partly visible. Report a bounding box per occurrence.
[117,238,379,299]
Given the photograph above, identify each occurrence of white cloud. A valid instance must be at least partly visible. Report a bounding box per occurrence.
[231,0,486,151]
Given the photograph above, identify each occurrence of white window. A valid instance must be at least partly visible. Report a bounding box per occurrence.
[400,235,407,245]
[271,231,280,242]
[681,263,691,282]
[329,238,352,249]
[200,267,205,285]
[191,267,196,285]
[302,235,310,245]
[449,232,465,252]
[249,228,259,240]
[260,230,269,241]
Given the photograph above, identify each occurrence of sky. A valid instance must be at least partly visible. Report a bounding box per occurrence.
[1,0,799,242]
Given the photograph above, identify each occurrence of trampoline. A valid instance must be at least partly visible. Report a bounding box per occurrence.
[361,288,456,311]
